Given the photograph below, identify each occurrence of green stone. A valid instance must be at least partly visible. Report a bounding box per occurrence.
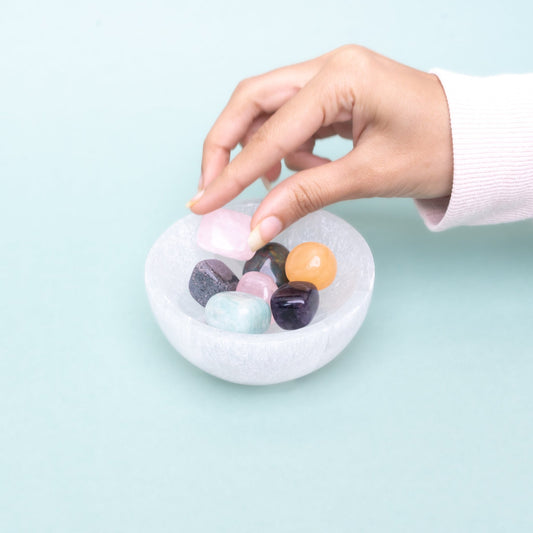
[205,292,271,334]
[243,242,289,287]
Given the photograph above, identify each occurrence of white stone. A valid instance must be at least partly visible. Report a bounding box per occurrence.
[145,200,375,385]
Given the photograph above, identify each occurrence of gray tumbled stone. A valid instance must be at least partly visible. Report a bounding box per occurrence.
[188,259,239,307]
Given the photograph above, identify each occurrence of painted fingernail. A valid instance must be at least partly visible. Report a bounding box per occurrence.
[248,216,283,252]
[260,176,273,191]
[185,189,204,209]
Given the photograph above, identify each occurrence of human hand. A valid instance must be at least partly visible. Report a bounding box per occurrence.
[187,45,452,250]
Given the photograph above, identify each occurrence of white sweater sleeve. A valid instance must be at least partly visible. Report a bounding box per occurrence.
[415,69,533,231]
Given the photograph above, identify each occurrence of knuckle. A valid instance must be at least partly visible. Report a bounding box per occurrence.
[331,44,360,63]
[202,132,219,155]
[288,182,324,217]
[202,134,212,152]
[250,124,268,145]
[233,76,257,98]
[336,43,361,56]
[250,125,285,159]
[328,44,371,73]
[223,164,249,192]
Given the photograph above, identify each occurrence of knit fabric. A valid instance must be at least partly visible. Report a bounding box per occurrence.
[415,69,533,230]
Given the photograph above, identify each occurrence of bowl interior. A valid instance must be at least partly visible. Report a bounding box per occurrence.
[150,200,373,335]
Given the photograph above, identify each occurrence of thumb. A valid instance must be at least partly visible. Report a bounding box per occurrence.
[248,151,371,251]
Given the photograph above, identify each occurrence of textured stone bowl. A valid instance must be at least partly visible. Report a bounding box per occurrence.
[145,200,375,385]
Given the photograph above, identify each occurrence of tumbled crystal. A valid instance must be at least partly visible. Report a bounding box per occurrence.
[205,292,271,334]
[270,281,319,330]
[237,272,278,324]
[188,259,239,307]
[197,208,254,261]
[285,241,337,290]
[243,242,289,287]
[236,271,278,304]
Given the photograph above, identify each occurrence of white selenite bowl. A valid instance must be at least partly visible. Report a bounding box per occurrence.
[145,200,375,385]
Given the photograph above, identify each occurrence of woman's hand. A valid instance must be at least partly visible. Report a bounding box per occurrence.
[188,45,452,250]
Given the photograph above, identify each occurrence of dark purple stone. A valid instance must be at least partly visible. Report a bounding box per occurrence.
[188,259,239,307]
[270,281,319,330]
[243,242,289,287]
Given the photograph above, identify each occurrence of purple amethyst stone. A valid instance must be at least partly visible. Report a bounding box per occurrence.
[188,259,239,307]
[270,281,319,330]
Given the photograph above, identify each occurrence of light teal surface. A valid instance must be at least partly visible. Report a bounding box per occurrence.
[1,1,533,532]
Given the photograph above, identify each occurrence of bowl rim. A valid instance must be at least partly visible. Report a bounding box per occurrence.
[145,200,375,344]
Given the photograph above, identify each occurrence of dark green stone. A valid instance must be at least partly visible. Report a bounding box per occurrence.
[243,242,289,287]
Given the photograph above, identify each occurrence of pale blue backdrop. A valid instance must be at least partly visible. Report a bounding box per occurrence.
[1,1,533,532]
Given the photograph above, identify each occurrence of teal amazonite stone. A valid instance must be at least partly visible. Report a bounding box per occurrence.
[205,292,271,334]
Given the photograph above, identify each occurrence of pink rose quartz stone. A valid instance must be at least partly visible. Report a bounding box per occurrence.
[236,271,278,303]
[197,208,254,261]
[237,271,278,324]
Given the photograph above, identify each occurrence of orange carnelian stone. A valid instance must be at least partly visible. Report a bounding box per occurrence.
[285,242,337,290]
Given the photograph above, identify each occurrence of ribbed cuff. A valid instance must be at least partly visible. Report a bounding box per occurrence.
[416,69,533,231]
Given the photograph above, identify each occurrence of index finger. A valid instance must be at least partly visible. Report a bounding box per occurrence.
[200,64,314,189]
[192,73,330,214]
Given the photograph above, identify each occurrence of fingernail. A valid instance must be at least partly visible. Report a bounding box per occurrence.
[248,216,283,252]
[185,189,204,209]
[260,176,273,191]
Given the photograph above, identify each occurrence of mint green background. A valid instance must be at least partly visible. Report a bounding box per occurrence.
[1,1,533,532]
